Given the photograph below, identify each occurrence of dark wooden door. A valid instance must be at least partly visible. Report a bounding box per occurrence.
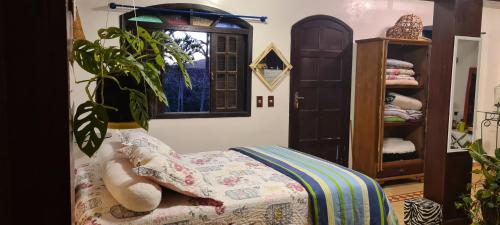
[289,15,353,166]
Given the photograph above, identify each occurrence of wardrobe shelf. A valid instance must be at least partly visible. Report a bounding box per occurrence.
[382,158,423,168]
[384,120,423,127]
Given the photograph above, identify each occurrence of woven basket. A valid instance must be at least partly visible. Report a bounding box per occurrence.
[386,14,423,40]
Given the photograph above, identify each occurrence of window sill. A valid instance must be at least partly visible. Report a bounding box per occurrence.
[152,111,251,119]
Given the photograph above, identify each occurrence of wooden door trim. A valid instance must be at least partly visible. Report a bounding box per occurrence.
[289,15,353,164]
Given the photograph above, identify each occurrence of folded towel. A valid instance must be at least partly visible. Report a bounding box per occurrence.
[385,79,419,86]
[385,68,415,76]
[383,138,416,154]
[384,116,406,122]
[385,92,423,110]
[386,75,416,80]
[386,59,414,69]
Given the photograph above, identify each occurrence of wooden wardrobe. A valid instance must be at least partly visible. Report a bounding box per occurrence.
[352,37,431,183]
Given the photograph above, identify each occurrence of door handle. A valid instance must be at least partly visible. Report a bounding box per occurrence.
[294,91,304,109]
[336,145,340,161]
[326,137,342,141]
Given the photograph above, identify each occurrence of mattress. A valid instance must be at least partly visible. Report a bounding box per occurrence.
[74,150,310,225]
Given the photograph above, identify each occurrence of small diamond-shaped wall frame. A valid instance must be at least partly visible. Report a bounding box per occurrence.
[250,43,293,91]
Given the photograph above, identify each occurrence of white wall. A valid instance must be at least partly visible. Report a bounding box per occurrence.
[74,0,435,154]
[478,4,500,154]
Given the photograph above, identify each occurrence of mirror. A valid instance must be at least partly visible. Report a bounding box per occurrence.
[250,43,292,91]
[448,36,482,152]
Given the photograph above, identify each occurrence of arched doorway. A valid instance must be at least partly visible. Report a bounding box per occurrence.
[289,15,353,166]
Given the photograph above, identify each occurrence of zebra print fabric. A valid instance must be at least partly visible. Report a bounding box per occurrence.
[404,198,442,225]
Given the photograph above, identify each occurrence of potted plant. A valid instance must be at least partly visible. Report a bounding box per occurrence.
[456,139,500,225]
[72,26,192,157]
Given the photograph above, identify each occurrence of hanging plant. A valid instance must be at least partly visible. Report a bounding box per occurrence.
[72,26,192,157]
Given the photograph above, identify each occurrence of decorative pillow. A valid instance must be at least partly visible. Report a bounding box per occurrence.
[118,129,180,158]
[102,158,162,212]
[119,145,222,206]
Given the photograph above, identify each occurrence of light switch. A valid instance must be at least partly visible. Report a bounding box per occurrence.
[268,96,274,107]
[257,96,263,107]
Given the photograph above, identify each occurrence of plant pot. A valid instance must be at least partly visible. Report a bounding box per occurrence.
[482,205,500,225]
[96,75,144,124]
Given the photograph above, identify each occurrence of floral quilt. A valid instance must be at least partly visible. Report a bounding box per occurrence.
[75,150,310,225]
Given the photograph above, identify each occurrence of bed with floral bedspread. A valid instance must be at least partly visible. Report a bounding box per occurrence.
[75,149,310,225]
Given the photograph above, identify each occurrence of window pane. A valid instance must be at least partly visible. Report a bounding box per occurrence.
[227,54,236,71]
[163,31,210,112]
[216,73,226,90]
[217,36,226,52]
[228,37,237,52]
[216,91,226,109]
[227,91,237,108]
[217,54,226,71]
[191,16,213,27]
[164,15,189,25]
[215,22,242,29]
[227,73,237,90]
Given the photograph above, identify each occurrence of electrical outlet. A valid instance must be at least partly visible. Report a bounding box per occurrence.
[257,96,263,107]
[268,96,274,107]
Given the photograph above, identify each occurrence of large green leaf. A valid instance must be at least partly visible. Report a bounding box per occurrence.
[142,65,167,105]
[174,55,193,90]
[122,31,145,55]
[470,139,485,154]
[98,27,124,39]
[73,40,102,75]
[73,101,108,157]
[129,89,149,130]
[495,148,500,159]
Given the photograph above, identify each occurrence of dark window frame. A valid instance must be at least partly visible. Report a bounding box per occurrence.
[119,3,253,119]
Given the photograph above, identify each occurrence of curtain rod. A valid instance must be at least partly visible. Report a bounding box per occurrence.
[109,3,268,22]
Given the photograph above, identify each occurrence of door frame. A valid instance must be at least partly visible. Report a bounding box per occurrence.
[289,15,353,163]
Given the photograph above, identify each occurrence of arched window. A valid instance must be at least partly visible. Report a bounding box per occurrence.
[120,4,252,118]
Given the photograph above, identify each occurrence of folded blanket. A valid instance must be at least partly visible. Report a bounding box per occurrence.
[385,104,423,122]
[231,146,399,225]
[385,75,416,80]
[384,116,406,122]
[386,59,414,69]
[385,105,412,120]
[383,138,416,154]
[385,79,419,86]
[385,68,415,76]
[385,92,422,110]
[407,110,423,121]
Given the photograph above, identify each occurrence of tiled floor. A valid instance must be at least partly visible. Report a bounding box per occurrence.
[383,180,424,222]
[382,167,482,223]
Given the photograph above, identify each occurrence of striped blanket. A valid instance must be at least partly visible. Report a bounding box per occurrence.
[231,146,398,225]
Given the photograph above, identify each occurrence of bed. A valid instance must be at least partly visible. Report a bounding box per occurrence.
[75,139,397,225]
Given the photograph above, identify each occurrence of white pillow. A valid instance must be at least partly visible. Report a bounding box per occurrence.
[102,158,162,212]
[118,129,176,157]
